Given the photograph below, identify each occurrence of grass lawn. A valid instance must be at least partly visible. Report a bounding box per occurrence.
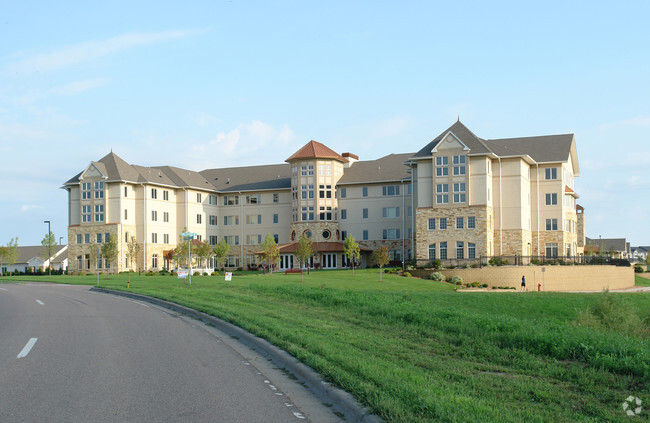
[2,270,648,422]
[636,274,650,287]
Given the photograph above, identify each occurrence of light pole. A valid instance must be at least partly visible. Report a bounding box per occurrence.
[44,220,51,277]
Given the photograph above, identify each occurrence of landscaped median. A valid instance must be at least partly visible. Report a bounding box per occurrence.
[2,270,649,422]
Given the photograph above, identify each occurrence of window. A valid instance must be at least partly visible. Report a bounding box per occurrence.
[105,233,110,243]
[273,234,279,243]
[456,217,464,229]
[468,216,476,229]
[435,156,449,177]
[545,218,558,231]
[545,193,558,205]
[152,254,158,268]
[223,195,239,206]
[273,193,279,203]
[456,241,464,259]
[319,206,332,221]
[151,233,158,243]
[407,206,412,217]
[97,233,102,243]
[94,204,104,222]
[468,243,476,259]
[124,232,129,243]
[362,187,368,197]
[341,230,348,240]
[428,218,436,230]
[124,209,128,220]
[197,214,202,224]
[246,215,262,225]
[362,230,368,240]
[152,210,158,221]
[308,165,314,175]
[225,255,240,267]
[82,205,91,222]
[440,242,448,260]
[436,184,449,204]
[164,234,169,244]
[163,190,169,201]
[428,244,436,260]
[301,206,314,221]
[382,207,400,218]
[439,218,447,230]
[94,181,104,199]
[389,250,401,261]
[382,185,400,196]
[319,185,332,199]
[209,235,217,246]
[340,188,346,198]
[453,155,466,175]
[246,234,263,245]
[545,243,558,258]
[382,229,400,240]
[545,167,557,180]
[341,209,347,219]
[196,193,202,203]
[124,186,128,197]
[82,182,91,199]
[362,208,368,219]
[453,182,466,203]
[565,219,571,232]
[151,188,157,199]
[163,212,169,223]
[209,195,217,205]
[84,233,90,244]
[209,215,218,226]
[76,234,82,244]
[223,216,239,225]
[246,194,261,204]
[224,236,239,245]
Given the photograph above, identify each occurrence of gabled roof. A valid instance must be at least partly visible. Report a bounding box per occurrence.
[286,140,348,163]
[14,245,67,264]
[338,153,413,185]
[413,121,492,159]
[200,164,292,192]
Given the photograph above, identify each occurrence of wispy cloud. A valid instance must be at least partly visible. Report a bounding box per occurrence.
[598,115,650,131]
[4,30,201,76]
[48,78,108,96]
[20,204,41,212]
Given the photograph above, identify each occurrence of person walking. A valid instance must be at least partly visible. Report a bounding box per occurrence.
[521,275,526,292]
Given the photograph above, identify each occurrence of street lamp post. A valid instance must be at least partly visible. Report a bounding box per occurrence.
[44,220,51,277]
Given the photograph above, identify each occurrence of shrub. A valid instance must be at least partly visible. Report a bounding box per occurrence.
[429,272,445,282]
[403,271,412,278]
[471,281,481,287]
[449,275,463,285]
[482,283,489,288]
[212,271,220,276]
[193,271,201,276]
[203,272,209,276]
[427,260,442,269]
[488,257,509,266]
[634,265,643,273]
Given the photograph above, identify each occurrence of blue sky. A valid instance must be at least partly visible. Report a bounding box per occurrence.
[1,1,649,247]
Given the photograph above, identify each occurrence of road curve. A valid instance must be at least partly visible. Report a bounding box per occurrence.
[0,283,344,423]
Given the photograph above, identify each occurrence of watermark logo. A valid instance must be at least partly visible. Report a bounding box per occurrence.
[622,396,642,417]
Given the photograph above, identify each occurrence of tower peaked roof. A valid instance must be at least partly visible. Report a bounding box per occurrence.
[285,140,347,163]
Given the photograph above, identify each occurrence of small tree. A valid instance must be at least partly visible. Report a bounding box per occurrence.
[373,246,390,281]
[41,231,57,276]
[88,240,100,273]
[295,234,313,282]
[213,238,230,271]
[343,234,361,275]
[261,233,280,275]
[126,235,141,286]
[194,240,213,270]
[101,234,118,276]
[0,237,18,276]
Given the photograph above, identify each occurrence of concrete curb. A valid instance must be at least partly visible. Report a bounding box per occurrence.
[91,287,381,423]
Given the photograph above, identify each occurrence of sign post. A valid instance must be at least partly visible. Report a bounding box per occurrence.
[541,267,546,291]
[180,232,197,286]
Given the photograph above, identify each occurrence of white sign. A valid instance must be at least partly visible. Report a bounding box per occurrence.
[177,269,189,279]
[225,272,232,281]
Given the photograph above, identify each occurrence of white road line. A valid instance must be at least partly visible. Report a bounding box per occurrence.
[17,338,38,359]
[130,300,150,308]
[0,287,7,290]
[36,300,44,305]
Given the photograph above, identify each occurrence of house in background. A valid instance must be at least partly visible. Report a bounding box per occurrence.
[584,237,630,259]
[630,246,649,263]
[1,245,68,274]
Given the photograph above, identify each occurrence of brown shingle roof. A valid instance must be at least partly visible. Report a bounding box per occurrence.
[338,153,413,185]
[285,140,348,163]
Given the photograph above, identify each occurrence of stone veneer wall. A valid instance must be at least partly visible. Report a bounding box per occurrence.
[415,205,492,261]
[424,265,634,292]
[68,223,120,273]
[493,229,532,256]
[359,239,408,267]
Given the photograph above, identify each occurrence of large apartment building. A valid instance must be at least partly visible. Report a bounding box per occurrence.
[64,121,584,272]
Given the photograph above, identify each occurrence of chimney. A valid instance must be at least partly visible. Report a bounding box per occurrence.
[342,152,359,168]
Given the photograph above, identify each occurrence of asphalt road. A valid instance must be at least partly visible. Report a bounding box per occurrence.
[0,283,342,423]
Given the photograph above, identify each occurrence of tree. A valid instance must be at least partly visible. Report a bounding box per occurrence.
[212,238,230,271]
[88,239,100,273]
[0,237,18,276]
[194,240,213,270]
[101,234,118,275]
[261,233,280,275]
[373,247,390,281]
[295,234,313,282]
[343,234,361,275]
[126,235,141,287]
[41,231,57,276]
